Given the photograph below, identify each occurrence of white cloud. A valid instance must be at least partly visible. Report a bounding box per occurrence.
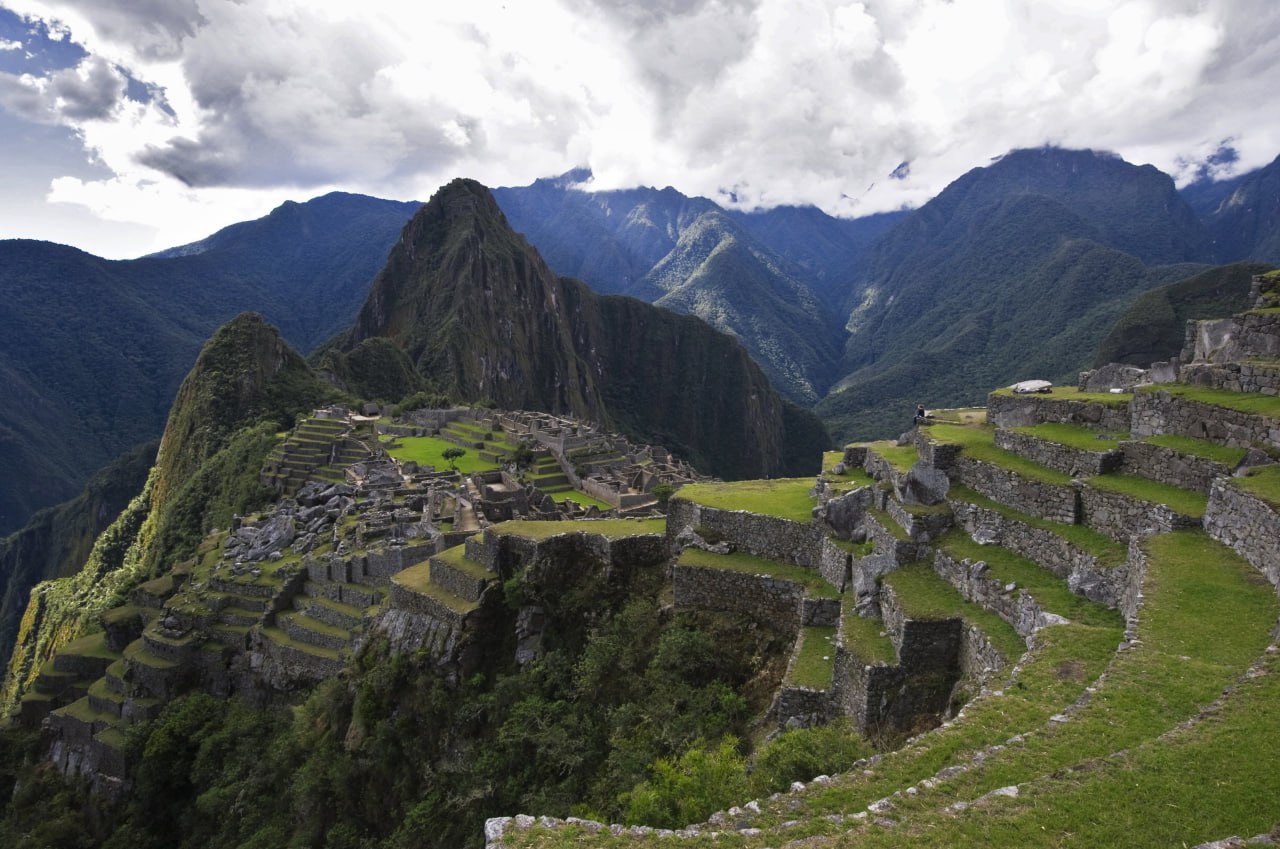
[1,0,1279,257]
[0,37,20,50]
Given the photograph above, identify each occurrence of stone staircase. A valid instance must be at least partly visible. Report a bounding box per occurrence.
[261,416,375,495]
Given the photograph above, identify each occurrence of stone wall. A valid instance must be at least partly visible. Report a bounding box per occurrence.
[1180,361,1280,395]
[953,456,1080,523]
[1131,389,1280,451]
[666,500,828,573]
[1204,480,1280,591]
[817,535,854,591]
[1184,311,1280,365]
[950,497,1130,608]
[932,549,1058,639]
[671,563,803,634]
[1120,440,1232,493]
[1078,483,1202,542]
[987,392,1131,432]
[886,498,954,542]
[777,684,829,728]
[914,432,964,471]
[994,429,1123,477]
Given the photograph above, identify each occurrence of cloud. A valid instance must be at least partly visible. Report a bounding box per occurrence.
[2,0,1280,257]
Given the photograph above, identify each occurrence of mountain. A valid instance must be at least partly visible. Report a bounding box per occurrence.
[329,178,829,480]
[1,313,337,711]
[0,193,416,537]
[1093,261,1276,366]
[818,148,1212,442]
[1182,154,1280,263]
[492,174,847,404]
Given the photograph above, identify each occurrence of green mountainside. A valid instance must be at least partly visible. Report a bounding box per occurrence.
[332,178,827,480]
[817,148,1213,442]
[1181,153,1280,263]
[1094,261,1276,366]
[0,313,337,713]
[0,193,417,538]
[493,174,847,404]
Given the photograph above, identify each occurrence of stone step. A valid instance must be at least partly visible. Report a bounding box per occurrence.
[208,590,269,613]
[86,678,124,718]
[298,595,366,630]
[258,626,345,679]
[427,546,493,603]
[103,660,127,695]
[142,629,201,663]
[304,579,384,609]
[1120,436,1244,494]
[277,611,354,653]
[51,633,119,680]
[208,622,252,649]
[994,424,1125,477]
[1078,474,1206,542]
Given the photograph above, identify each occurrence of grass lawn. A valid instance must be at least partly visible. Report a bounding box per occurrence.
[675,478,816,523]
[1010,422,1124,451]
[1231,463,1280,508]
[1141,433,1248,467]
[842,603,896,666]
[1086,473,1209,518]
[555,490,616,510]
[925,424,1074,485]
[381,435,501,473]
[788,626,838,689]
[859,440,918,473]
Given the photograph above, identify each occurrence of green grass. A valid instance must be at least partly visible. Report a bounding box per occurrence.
[788,626,838,689]
[947,484,1128,570]
[935,531,1122,629]
[925,424,1074,485]
[1231,463,1280,509]
[675,478,816,523]
[58,633,119,661]
[555,490,615,510]
[842,602,896,666]
[1142,383,1280,418]
[928,407,987,425]
[1142,433,1248,467]
[677,548,839,599]
[1010,422,1124,451]
[1086,473,1209,518]
[991,385,1133,406]
[380,435,502,473]
[491,518,667,541]
[882,563,1026,662]
[859,440,918,473]
[433,544,493,580]
[866,507,908,541]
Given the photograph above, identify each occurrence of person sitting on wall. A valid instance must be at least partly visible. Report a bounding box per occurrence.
[914,403,927,426]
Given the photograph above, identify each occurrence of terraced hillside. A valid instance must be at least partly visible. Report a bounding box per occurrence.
[487,280,1280,849]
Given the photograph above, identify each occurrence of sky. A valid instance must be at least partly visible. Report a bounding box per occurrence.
[0,0,1278,260]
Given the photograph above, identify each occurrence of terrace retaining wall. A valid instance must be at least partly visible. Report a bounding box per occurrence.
[987,393,1131,433]
[1130,389,1280,451]
[1078,484,1202,543]
[952,456,1080,524]
[1204,480,1280,591]
[994,429,1122,477]
[1119,440,1233,493]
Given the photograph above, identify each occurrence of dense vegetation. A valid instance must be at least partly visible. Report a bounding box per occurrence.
[0,534,876,848]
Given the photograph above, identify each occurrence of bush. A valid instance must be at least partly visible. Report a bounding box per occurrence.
[622,737,748,828]
[747,719,874,796]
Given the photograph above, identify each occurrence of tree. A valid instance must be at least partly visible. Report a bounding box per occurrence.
[441,447,466,471]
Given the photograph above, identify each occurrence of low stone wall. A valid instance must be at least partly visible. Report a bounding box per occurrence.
[933,549,1056,639]
[1077,484,1202,543]
[953,456,1079,523]
[817,535,854,592]
[1180,361,1280,395]
[994,429,1122,477]
[886,498,954,543]
[950,498,1130,608]
[959,623,1008,680]
[987,392,1131,432]
[1120,440,1232,493]
[667,500,826,571]
[1131,389,1280,451]
[671,563,803,634]
[801,597,841,627]
[1204,480,1280,590]
[913,435,964,471]
[777,684,829,728]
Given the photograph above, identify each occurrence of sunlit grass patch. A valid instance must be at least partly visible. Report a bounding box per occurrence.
[675,478,816,523]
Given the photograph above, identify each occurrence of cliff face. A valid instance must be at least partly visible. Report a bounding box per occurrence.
[337,178,827,478]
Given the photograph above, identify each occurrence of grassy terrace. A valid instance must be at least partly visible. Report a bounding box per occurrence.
[677,548,839,599]
[935,531,1122,629]
[882,563,1026,662]
[1231,463,1280,509]
[842,600,896,666]
[822,450,876,492]
[1142,433,1248,467]
[491,518,667,541]
[924,424,1073,485]
[787,626,838,689]
[675,478,816,523]
[434,543,493,580]
[1086,472,1209,518]
[990,385,1133,406]
[947,484,1128,569]
[554,490,615,510]
[1009,421,1124,450]
[381,435,501,473]
[1141,382,1280,418]
[928,407,986,425]
[866,507,908,541]
[859,440,918,473]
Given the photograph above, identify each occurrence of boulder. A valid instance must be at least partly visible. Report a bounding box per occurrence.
[899,462,950,506]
